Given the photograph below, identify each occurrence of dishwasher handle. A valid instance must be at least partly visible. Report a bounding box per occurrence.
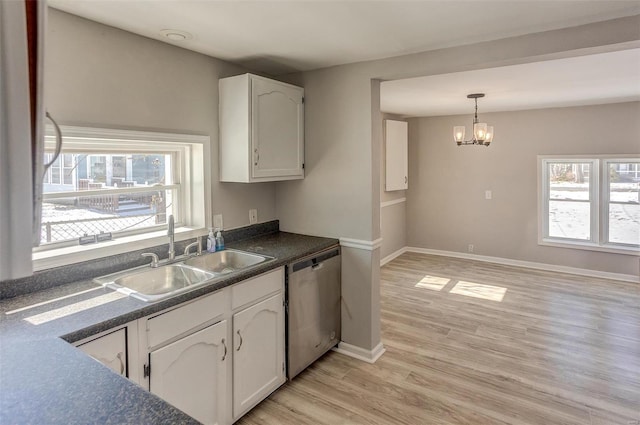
[291,248,340,273]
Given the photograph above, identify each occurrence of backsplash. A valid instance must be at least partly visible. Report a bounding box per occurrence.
[0,221,279,300]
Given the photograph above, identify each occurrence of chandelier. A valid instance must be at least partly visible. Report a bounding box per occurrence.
[453,93,494,146]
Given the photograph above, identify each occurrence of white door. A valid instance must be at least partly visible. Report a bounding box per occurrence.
[251,77,304,179]
[385,120,408,191]
[149,320,228,425]
[78,328,127,377]
[233,293,285,419]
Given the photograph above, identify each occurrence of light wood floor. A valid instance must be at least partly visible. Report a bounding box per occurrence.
[238,253,640,425]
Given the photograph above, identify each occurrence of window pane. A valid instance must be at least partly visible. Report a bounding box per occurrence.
[608,162,640,246]
[547,162,591,240]
[131,154,170,185]
[548,200,591,240]
[43,153,173,193]
[40,189,174,244]
[548,162,590,201]
[41,149,178,245]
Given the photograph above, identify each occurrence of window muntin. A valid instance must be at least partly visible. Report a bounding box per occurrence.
[540,156,639,253]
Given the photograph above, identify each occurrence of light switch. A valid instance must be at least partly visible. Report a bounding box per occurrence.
[213,214,223,229]
[485,190,492,200]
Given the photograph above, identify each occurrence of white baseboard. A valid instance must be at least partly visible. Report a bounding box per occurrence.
[381,247,408,266]
[405,247,639,284]
[332,341,386,363]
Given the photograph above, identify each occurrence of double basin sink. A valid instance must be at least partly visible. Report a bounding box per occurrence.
[94,249,273,302]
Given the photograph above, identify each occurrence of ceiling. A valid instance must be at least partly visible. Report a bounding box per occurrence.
[381,48,640,117]
[49,0,640,76]
[48,1,640,116]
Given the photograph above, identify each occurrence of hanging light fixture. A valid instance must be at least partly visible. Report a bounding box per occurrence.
[453,93,494,147]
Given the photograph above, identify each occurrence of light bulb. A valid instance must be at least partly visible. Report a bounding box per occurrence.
[484,126,494,145]
[453,126,465,144]
[474,123,487,142]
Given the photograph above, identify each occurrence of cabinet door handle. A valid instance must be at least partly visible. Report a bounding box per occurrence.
[254,148,259,166]
[221,338,227,361]
[405,176,408,184]
[116,352,125,376]
[236,330,243,351]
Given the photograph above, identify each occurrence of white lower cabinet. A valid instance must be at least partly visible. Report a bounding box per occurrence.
[76,268,285,424]
[77,328,127,376]
[233,292,285,419]
[149,320,228,425]
[135,267,285,425]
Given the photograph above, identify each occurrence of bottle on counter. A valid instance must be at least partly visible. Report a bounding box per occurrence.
[214,229,225,252]
[207,228,216,252]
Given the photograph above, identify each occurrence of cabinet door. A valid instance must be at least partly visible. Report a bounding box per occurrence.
[78,328,127,377]
[150,320,228,425]
[233,293,285,419]
[385,120,408,191]
[251,77,304,179]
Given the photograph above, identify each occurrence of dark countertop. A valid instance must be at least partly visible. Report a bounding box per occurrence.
[0,231,339,424]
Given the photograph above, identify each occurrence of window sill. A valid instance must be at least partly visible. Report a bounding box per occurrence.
[32,227,207,272]
[539,238,640,256]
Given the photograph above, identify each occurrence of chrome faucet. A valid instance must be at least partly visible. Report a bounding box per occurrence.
[167,215,175,261]
[141,252,159,268]
[184,236,202,256]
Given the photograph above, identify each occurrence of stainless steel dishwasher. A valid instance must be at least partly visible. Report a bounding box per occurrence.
[287,246,341,379]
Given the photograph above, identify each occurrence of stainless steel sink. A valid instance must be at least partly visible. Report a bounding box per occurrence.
[184,249,273,274]
[94,264,216,302]
[94,249,273,302]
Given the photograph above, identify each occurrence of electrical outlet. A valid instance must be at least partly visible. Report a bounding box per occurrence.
[468,244,474,253]
[485,190,492,200]
[213,214,223,230]
[249,209,258,224]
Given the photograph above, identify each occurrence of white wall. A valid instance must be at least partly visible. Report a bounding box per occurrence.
[45,9,277,231]
[406,102,640,276]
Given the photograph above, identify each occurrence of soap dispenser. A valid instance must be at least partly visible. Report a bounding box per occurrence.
[207,228,216,252]
[214,229,225,251]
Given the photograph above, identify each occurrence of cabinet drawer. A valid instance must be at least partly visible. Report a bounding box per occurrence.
[231,267,283,310]
[147,290,227,349]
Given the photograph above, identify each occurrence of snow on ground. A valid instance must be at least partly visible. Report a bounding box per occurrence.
[40,203,156,243]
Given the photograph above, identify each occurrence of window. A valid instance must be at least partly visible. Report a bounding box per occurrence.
[36,126,206,255]
[539,156,639,253]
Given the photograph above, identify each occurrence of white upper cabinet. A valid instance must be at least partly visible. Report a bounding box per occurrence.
[219,74,304,183]
[385,120,408,191]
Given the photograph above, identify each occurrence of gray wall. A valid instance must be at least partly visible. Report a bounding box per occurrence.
[46,9,277,231]
[406,102,640,276]
[277,16,639,352]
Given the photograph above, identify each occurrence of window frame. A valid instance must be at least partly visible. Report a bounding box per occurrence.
[538,155,639,255]
[33,125,208,271]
